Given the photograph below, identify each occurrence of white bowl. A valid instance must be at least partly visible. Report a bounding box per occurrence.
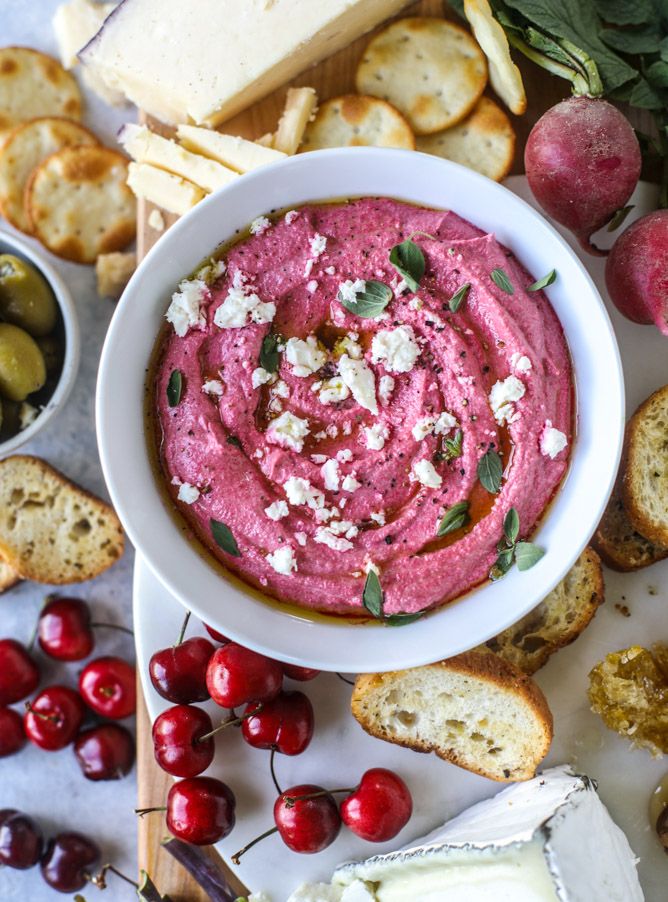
[96,148,624,672]
[0,229,80,455]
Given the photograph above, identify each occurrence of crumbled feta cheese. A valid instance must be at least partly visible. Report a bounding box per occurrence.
[202,379,223,396]
[411,459,443,489]
[314,527,354,552]
[318,376,350,405]
[324,265,336,275]
[177,483,200,504]
[285,335,327,377]
[339,354,378,415]
[334,334,363,359]
[303,258,314,278]
[364,422,389,451]
[148,208,165,231]
[213,284,275,329]
[511,352,532,373]
[252,367,274,388]
[250,215,271,235]
[342,421,352,435]
[327,520,358,539]
[371,325,420,373]
[284,477,325,511]
[434,411,458,434]
[338,278,366,305]
[321,458,340,491]
[295,532,307,547]
[266,546,297,575]
[412,416,436,441]
[267,411,310,452]
[19,402,39,430]
[336,449,353,463]
[409,296,423,310]
[489,376,526,425]
[268,397,283,414]
[309,233,327,257]
[306,279,319,293]
[540,420,568,459]
[166,278,207,336]
[391,276,409,298]
[310,453,327,464]
[378,374,395,406]
[264,500,289,521]
[364,558,380,576]
[370,511,386,526]
[285,209,299,224]
[326,424,339,439]
[342,474,361,492]
[273,380,290,399]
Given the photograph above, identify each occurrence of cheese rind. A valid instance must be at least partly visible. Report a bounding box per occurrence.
[176,126,286,173]
[79,0,409,126]
[126,162,204,214]
[118,124,238,192]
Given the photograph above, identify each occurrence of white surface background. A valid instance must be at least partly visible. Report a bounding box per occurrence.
[0,2,137,900]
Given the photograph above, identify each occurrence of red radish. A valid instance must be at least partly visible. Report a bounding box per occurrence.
[605,210,668,336]
[525,97,641,255]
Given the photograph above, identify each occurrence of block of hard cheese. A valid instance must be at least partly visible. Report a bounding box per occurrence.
[79,0,409,126]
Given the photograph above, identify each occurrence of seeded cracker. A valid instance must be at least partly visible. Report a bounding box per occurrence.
[417,96,515,182]
[355,18,487,135]
[26,145,135,264]
[301,95,415,151]
[0,47,82,137]
[0,117,98,233]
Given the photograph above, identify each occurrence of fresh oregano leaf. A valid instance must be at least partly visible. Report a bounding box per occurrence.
[210,519,241,557]
[527,269,557,291]
[437,500,470,537]
[362,569,383,618]
[504,507,520,545]
[339,280,392,318]
[385,611,425,626]
[448,282,470,312]
[166,370,183,407]
[260,333,281,373]
[477,449,503,494]
[490,548,515,581]
[490,268,514,294]
[389,239,425,292]
[515,541,546,571]
[607,205,634,232]
[226,435,242,448]
[443,428,463,460]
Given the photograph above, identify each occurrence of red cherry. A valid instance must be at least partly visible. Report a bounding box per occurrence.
[79,656,136,719]
[340,768,412,842]
[0,639,39,706]
[152,705,214,778]
[149,636,215,705]
[24,685,85,751]
[204,623,230,644]
[0,809,43,869]
[166,776,236,845]
[206,643,282,709]
[38,597,94,662]
[41,832,100,893]
[282,664,320,681]
[74,724,135,781]
[0,707,26,757]
[274,784,341,854]
[242,690,314,755]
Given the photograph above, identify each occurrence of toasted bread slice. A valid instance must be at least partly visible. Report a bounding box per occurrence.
[592,474,668,571]
[480,548,604,674]
[623,384,668,547]
[0,559,20,593]
[351,652,552,782]
[0,455,124,583]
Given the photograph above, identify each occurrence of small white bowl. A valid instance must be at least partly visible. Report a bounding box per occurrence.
[96,148,624,672]
[0,229,80,454]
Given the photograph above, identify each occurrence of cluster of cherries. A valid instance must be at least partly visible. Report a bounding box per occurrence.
[0,596,137,893]
[143,616,413,861]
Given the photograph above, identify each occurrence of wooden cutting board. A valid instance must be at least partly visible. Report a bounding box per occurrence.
[135,1,569,897]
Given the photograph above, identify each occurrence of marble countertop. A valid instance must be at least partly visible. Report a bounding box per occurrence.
[0,2,138,898]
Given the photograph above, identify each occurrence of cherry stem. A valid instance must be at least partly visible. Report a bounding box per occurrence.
[231,826,279,865]
[196,706,262,744]
[135,806,167,818]
[336,673,355,686]
[175,610,191,647]
[90,863,140,890]
[283,788,354,809]
[269,747,282,795]
[24,702,59,724]
[90,622,134,637]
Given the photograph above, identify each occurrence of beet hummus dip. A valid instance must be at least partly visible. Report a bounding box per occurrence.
[153,198,572,617]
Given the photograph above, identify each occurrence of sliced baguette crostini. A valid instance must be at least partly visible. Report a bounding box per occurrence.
[622,384,668,547]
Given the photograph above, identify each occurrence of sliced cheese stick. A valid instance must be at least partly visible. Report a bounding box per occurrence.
[177,125,286,173]
[273,87,318,155]
[127,162,204,215]
[119,124,238,193]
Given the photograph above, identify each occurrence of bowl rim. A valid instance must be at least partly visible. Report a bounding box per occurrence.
[0,228,81,454]
[96,147,625,671]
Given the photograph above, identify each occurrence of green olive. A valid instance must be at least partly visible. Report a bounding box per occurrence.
[0,398,19,439]
[0,254,58,337]
[0,323,46,402]
[36,335,63,376]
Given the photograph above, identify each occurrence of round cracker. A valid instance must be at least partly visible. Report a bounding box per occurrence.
[416,96,515,182]
[0,117,99,234]
[356,18,487,135]
[27,146,135,264]
[300,94,415,151]
[0,47,82,135]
